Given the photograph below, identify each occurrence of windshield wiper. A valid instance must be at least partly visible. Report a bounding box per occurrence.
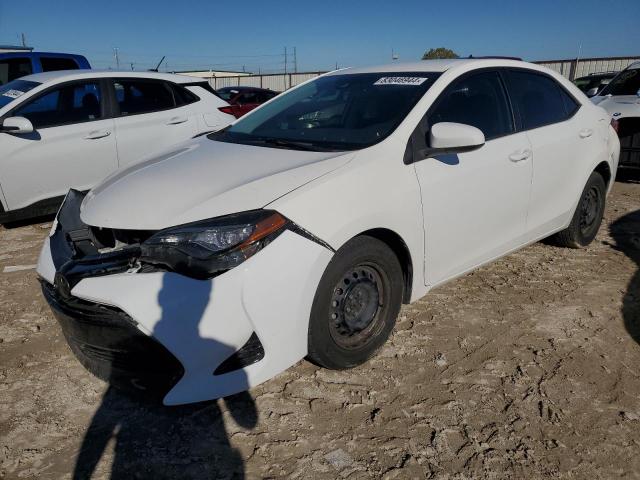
[250,138,325,151]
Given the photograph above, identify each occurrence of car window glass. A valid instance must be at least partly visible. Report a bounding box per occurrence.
[113,80,175,115]
[505,70,576,130]
[13,81,102,129]
[600,67,640,96]
[237,92,258,104]
[172,84,198,106]
[39,57,79,72]
[429,71,513,140]
[0,58,32,85]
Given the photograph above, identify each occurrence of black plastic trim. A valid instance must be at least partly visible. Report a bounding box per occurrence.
[214,333,265,375]
[0,194,65,223]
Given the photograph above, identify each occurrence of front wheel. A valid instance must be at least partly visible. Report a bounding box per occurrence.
[307,236,404,369]
[551,171,606,248]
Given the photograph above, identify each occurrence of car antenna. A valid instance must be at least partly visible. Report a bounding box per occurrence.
[148,56,166,72]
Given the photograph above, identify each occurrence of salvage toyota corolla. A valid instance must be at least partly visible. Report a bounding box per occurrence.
[37,59,620,405]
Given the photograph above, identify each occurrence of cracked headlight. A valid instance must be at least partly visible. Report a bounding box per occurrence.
[140,210,288,279]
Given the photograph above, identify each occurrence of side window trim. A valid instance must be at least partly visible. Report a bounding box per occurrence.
[7,78,106,129]
[502,67,582,133]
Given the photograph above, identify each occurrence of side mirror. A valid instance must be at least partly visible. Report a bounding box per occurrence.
[1,116,34,134]
[427,122,485,155]
[586,87,599,97]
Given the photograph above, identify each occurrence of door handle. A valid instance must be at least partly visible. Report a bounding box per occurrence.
[509,149,531,162]
[579,128,593,138]
[167,116,188,125]
[84,130,111,140]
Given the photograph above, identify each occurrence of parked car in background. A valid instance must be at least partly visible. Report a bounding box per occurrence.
[0,52,90,85]
[37,59,619,405]
[0,70,235,222]
[216,86,279,117]
[591,61,640,168]
[573,71,616,97]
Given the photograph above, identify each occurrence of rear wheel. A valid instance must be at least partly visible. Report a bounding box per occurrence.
[307,236,403,369]
[551,171,606,248]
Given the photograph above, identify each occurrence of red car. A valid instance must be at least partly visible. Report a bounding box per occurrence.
[216,86,279,118]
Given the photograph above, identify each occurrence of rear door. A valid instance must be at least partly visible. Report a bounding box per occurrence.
[413,70,533,284]
[0,79,116,210]
[503,69,598,236]
[109,78,199,166]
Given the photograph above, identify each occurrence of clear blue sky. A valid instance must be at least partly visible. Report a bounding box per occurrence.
[1,0,638,73]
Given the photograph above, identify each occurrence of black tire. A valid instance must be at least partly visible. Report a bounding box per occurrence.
[552,171,606,248]
[307,235,404,369]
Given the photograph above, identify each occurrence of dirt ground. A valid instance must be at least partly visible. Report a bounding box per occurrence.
[1,175,639,480]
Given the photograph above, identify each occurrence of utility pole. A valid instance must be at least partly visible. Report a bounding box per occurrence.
[21,33,27,48]
[284,47,288,75]
[113,47,120,69]
[130,62,134,71]
[294,47,297,73]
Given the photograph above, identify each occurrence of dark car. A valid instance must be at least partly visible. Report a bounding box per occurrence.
[216,86,279,118]
[574,72,617,97]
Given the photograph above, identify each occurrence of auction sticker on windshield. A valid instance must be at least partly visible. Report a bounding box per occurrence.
[374,77,428,86]
[2,89,25,99]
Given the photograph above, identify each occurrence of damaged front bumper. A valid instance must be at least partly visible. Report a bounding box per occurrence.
[38,190,333,405]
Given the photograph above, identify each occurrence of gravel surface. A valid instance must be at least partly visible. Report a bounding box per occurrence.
[1,177,639,479]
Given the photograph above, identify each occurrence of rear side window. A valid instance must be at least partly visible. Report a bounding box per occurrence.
[40,57,79,72]
[505,70,579,130]
[429,70,514,140]
[172,84,199,106]
[0,58,32,85]
[13,81,102,128]
[113,79,175,115]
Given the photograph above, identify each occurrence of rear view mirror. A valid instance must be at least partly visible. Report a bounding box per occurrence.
[1,116,34,134]
[586,87,599,97]
[427,122,485,155]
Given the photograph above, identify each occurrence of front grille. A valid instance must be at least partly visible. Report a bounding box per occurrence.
[618,118,640,168]
[42,281,184,400]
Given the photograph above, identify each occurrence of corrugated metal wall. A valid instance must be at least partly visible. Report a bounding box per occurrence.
[206,56,640,91]
[536,56,640,80]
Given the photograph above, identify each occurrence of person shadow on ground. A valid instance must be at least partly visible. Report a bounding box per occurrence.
[609,206,640,345]
[72,274,258,480]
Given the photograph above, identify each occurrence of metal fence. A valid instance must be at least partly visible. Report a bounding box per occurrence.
[535,56,640,80]
[205,56,640,92]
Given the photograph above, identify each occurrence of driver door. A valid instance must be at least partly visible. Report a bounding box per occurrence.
[412,70,533,285]
[0,79,116,211]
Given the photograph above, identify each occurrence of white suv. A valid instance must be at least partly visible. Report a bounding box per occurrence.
[591,61,640,169]
[37,59,619,405]
[0,70,235,222]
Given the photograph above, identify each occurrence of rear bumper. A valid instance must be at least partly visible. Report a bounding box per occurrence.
[38,193,333,405]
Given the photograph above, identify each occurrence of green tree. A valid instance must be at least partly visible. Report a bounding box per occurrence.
[422,48,459,60]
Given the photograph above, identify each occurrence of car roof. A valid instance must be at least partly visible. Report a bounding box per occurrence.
[217,86,275,92]
[18,69,205,84]
[328,58,544,75]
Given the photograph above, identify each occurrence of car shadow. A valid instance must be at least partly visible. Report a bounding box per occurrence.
[73,274,258,479]
[609,208,640,346]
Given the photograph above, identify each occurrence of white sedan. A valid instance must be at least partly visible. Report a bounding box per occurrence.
[37,58,620,405]
[0,70,235,222]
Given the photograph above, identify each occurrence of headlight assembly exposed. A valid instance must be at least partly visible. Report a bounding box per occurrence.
[140,210,288,279]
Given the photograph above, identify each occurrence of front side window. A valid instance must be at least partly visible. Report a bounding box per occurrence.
[13,81,102,129]
[505,70,579,130]
[39,57,80,72]
[0,58,32,86]
[600,67,640,96]
[212,72,440,151]
[113,79,175,116]
[429,71,513,140]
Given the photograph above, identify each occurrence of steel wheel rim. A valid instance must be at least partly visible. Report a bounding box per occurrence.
[579,186,602,236]
[328,264,385,349]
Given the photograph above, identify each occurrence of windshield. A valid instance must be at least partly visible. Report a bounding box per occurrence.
[0,79,41,110]
[599,66,640,96]
[216,88,239,100]
[210,72,440,151]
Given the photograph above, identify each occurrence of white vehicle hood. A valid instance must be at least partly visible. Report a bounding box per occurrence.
[80,137,353,230]
[591,95,640,119]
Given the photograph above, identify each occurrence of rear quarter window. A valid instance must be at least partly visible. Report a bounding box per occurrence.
[40,57,80,72]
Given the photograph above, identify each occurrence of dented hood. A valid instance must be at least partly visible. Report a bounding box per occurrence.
[80,137,353,230]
